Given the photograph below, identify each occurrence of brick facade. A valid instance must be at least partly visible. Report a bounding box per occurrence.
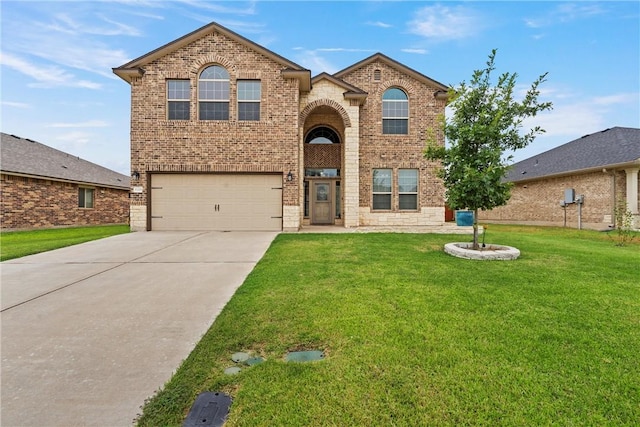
[478,170,637,230]
[1,174,129,230]
[117,22,447,231]
[338,60,446,212]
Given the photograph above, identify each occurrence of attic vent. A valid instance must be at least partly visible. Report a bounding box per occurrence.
[373,69,381,81]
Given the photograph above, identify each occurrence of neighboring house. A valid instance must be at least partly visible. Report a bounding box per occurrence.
[478,127,640,230]
[0,133,130,230]
[113,22,448,232]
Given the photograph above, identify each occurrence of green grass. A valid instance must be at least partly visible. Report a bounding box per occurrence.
[137,225,639,426]
[0,225,130,261]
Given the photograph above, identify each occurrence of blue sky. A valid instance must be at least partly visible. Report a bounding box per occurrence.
[1,1,638,175]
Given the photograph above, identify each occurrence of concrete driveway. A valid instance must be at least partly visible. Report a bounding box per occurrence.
[1,231,278,426]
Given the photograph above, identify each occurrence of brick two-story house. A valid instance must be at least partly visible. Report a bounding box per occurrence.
[114,22,448,231]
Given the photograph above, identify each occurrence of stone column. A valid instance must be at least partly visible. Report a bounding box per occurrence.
[625,167,639,229]
[343,124,360,228]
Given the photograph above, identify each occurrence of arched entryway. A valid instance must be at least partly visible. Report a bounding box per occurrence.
[303,116,344,225]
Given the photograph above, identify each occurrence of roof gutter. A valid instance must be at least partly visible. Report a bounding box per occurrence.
[1,170,130,191]
[281,69,312,92]
[112,67,145,83]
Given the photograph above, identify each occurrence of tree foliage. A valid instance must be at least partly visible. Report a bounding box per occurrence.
[425,49,552,249]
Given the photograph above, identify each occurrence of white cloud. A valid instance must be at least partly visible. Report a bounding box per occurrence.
[292,50,339,75]
[53,131,92,153]
[525,3,606,28]
[175,0,257,15]
[1,101,31,109]
[42,13,141,36]
[592,93,639,106]
[522,91,638,141]
[366,21,392,28]
[316,48,375,53]
[0,51,102,89]
[48,120,109,128]
[402,48,429,55]
[408,4,481,41]
[10,35,131,80]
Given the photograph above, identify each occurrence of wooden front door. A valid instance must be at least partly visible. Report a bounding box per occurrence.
[311,181,332,224]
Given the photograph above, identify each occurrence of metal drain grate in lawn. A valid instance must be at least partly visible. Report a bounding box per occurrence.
[182,392,231,427]
[285,350,325,362]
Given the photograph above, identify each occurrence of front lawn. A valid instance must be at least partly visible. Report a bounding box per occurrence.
[0,225,130,261]
[138,225,639,426]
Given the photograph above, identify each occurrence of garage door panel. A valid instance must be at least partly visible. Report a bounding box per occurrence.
[151,174,282,231]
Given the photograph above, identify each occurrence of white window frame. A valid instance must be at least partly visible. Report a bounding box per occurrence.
[167,80,190,120]
[372,169,392,210]
[198,65,230,120]
[237,80,261,121]
[398,169,419,210]
[382,88,409,135]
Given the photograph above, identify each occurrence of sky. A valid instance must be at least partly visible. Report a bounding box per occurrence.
[1,0,638,176]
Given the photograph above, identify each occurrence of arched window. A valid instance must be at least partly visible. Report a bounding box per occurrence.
[198,65,229,120]
[382,88,408,134]
[305,127,340,144]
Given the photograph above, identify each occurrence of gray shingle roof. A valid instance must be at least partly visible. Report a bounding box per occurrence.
[507,127,640,182]
[1,133,130,189]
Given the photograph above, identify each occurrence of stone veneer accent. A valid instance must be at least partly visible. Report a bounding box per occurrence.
[129,205,147,232]
[359,207,444,226]
[1,173,129,230]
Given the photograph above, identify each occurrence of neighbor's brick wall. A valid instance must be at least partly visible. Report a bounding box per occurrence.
[339,60,446,214]
[128,29,301,224]
[478,170,628,230]
[0,174,129,230]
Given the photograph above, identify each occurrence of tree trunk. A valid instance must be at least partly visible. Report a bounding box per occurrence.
[473,208,479,250]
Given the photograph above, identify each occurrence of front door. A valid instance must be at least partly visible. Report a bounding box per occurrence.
[312,181,332,224]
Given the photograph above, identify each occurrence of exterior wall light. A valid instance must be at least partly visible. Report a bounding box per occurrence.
[287,171,294,181]
[132,171,140,180]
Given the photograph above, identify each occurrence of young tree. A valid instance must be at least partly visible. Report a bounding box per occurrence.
[425,49,552,249]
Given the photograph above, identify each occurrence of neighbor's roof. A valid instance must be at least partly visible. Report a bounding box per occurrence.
[507,127,640,182]
[1,133,130,190]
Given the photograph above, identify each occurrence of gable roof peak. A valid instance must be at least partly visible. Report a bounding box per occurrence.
[113,21,309,83]
[333,52,448,91]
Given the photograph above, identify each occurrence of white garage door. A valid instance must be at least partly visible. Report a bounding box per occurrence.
[150,174,283,231]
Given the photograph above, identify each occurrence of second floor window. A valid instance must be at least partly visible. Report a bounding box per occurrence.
[382,88,408,134]
[167,80,190,120]
[238,80,261,121]
[198,65,229,120]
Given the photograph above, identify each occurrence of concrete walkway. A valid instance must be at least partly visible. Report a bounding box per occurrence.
[1,231,277,427]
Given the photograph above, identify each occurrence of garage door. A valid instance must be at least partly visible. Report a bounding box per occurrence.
[150,174,283,231]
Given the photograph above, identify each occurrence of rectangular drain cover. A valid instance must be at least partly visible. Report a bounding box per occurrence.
[183,392,232,427]
[285,350,325,362]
